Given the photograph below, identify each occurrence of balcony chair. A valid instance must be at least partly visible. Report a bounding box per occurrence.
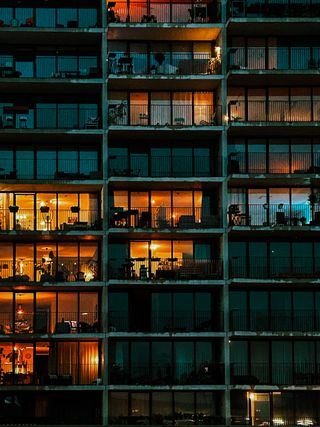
[139,265,148,280]
[108,53,117,73]
[117,57,133,74]
[178,215,196,228]
[276,211,287,225]
[85,116,100,129]
[4,115,14,128]
[201,215,219,227]
[55,321,71,333]
[19,116,28,128]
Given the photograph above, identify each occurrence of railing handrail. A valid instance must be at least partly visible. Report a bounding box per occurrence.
[228,0,320,17]
[229,255,320,279]
[109,206,217,228]
[109,257,222,280]
[109,256,221,262]
[107,52,221,75]
[229,100,317,105]
[229,150,320,175]
[230,255,316,260]
[109,0,221,23]
[108,154,215,177]
[228,100,320,123]
[229,202,317,207]
[109,103,215,108]
[0,5,100,28]
[108,103,221,126]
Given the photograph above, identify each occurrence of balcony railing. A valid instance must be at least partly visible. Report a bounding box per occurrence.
[228,0,320,17]
[108,52,221,75]
[0,208,101,231]
[1,363,100,386]
[109,362,224,385]
[228,100,320,123]
[109,207,219,229]
[0,258,99,283]
[109,155,215,177]
[0,106,100,130]
[109,310,223,332]
[230,309,320,332]
[0,311,99,335]
[228,47,320,71]
[109,258,222,280]
[0,159,101,181]
[108,103,221,126]
[108,1,221,23]
[229,256,320,279]
[0,56,101,79]
[0,6,99,28]
[231,362,320,385]
[229,151,320,174]
[227,203,320,226]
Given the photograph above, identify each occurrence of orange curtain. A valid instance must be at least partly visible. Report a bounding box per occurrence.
[79,342,99,384]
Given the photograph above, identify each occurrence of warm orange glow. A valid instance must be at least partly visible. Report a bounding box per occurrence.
[16,304,25,315]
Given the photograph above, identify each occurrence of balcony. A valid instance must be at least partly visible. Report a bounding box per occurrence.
[109,362,224,385]
[0,160,101,181]
[231,362,320,386]
[228,100,320,123]
[109,154,216,177]
[0,311,100,335]
[0,55,101,79]
[0,259,99,283]
[0,341,100,386]
[0,241,99,283]
[0,208,101,231]
[229,256,320,279]
[108,52,221,76]
[229,150,320,175]
[228,47,320,71]
[109,258,222,280]
[110,207,220,229]
[228,0,320,18]
[109,103,221,126]
[227,203,320,227]
[0,104,100,130]
[0,3,100,28]
[108,0,221,23]
[109,310,223,332]
[230,309,320,333]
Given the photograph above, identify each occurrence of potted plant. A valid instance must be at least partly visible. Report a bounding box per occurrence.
[71,206,80,213]
[9,205,19,213]
[40,205,50,213]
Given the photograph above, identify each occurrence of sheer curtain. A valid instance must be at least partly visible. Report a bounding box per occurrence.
[79,342,99,384]
[57,342,78,384]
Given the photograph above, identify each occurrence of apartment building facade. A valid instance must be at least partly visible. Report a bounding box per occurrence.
[0,0,319,425]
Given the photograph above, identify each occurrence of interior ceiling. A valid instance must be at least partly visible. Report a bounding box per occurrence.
[108,26,221,40]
